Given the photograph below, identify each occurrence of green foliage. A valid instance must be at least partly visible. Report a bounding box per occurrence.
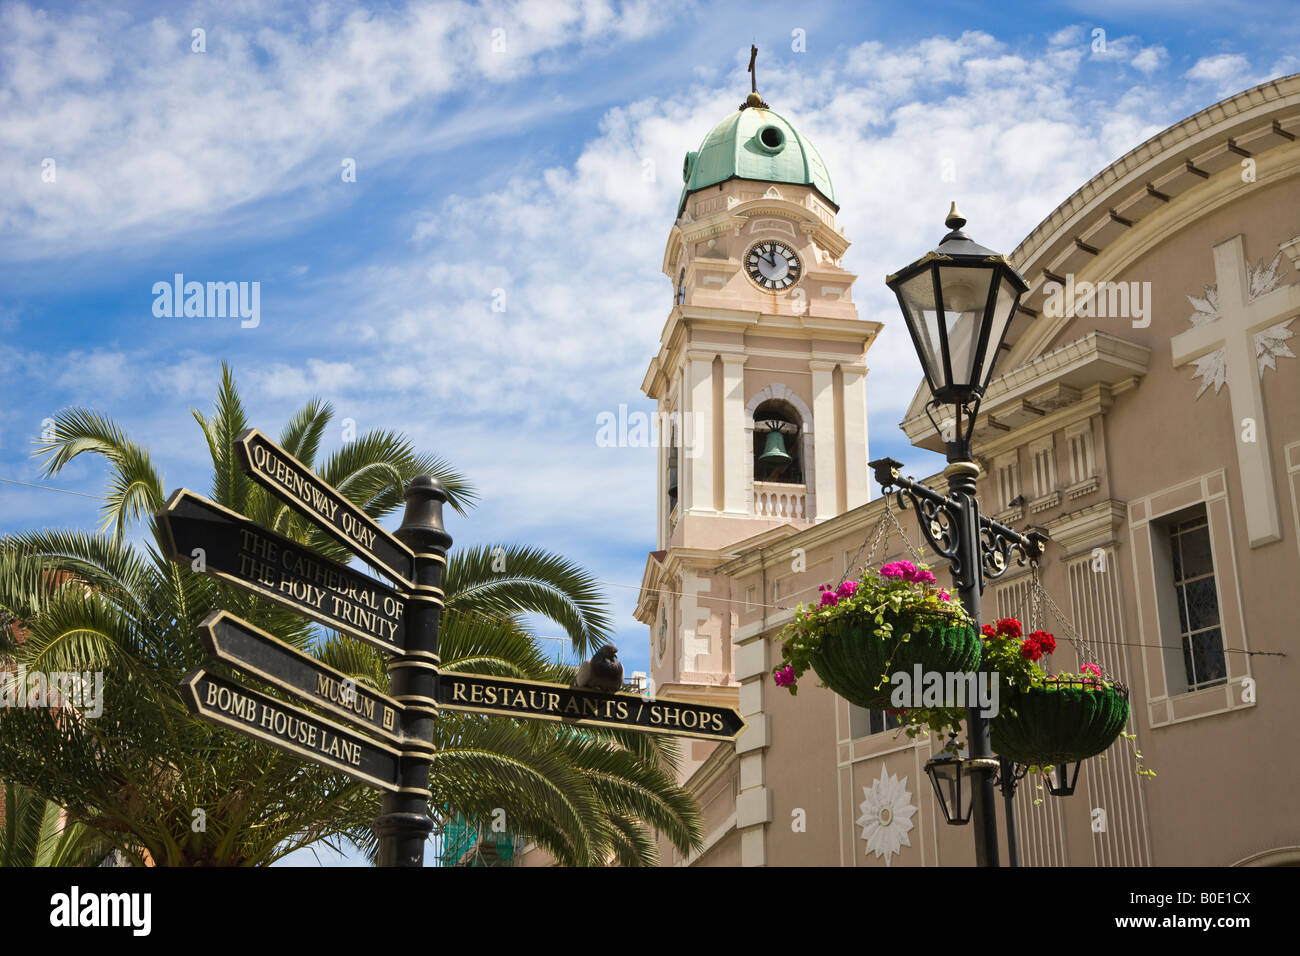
[1,780,113,867]
[771,562,972,694]
[0,364,700,866]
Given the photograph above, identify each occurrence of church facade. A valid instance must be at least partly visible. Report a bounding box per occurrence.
[632,74,1300,867]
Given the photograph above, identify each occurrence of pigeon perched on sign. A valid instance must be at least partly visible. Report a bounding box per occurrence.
[574,645,624,693]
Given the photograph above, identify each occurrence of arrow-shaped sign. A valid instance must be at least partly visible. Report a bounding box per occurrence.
[199,611,404,744]
[181,669,401,792]
[234,429,416,588]
[436,671,746,741]
[158,489,407,655]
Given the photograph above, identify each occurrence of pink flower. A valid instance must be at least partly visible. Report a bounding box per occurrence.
[938,589,951,602]
[773,665,796,687]
[819,590,839,607]
[836,580,857,598]
[1081,663,1101,677]
[880,561,934,585]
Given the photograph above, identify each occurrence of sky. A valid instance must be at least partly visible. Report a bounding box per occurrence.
[2,0,1298,865]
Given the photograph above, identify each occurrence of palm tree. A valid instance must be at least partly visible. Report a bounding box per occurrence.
[0,365,700,865]
[0,780,112,867]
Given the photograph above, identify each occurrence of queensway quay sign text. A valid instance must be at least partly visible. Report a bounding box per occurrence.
[234,428,416,588]
[158,490,407,654]
[436,672,746,741]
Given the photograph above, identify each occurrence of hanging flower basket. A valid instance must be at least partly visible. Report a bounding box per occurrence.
[773,561,978,709]
[810,614,981,710]
[991,676,1130,767]
[893,620,1140,775]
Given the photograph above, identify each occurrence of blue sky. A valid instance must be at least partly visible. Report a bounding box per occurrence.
[2,0,1298,864]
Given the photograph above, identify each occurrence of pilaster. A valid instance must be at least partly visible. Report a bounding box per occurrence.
[810,360,839,521]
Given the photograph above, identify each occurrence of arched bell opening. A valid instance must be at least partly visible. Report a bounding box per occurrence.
[753,399,803,484]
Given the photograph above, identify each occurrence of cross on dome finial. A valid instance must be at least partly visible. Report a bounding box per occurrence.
[741,44,769,110]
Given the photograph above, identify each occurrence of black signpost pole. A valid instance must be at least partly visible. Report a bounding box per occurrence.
[374,476,452,867]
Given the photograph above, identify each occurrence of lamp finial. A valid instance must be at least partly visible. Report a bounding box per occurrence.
[945,201,966,231]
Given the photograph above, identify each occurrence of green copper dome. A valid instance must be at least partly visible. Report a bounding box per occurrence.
[678,106,835,216]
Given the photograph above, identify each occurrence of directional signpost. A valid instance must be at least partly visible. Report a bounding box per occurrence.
[437,671,745,741]
[159,445,449,865]
[158,489,408,654]
[234,428,416,588]
[165,424,744,867]
[181,668,402,792]
[199,610,404,744]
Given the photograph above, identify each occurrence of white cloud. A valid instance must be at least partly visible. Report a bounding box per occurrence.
[1049,25,1085,47]
[3,23,1275,643]
[1131,45,1168,74]
[1184,53,1255,97]
[54,349,136,398]
[0,0,685,258]
[225,26,1212,457]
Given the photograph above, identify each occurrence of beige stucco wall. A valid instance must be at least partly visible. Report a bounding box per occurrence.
[680,133,1300,868]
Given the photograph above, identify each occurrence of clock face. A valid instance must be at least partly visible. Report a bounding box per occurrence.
[745,240,802,291]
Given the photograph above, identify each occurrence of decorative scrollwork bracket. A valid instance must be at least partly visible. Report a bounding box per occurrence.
[869,457,1048,595]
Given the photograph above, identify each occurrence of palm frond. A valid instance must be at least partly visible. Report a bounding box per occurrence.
[445,545,612,657]
[31,408,165,542]
[426,716,598,866]
[315,430,477,518]
[278,398,333,470]
[193,362,254,512]
[0,781,112,867]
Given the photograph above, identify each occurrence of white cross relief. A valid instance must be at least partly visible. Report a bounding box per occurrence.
[1171,234,1300,547]
[678,573,712,672]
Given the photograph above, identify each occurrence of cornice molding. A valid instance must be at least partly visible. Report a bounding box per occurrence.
[901,332,1150,449]
[1046,499,1129,557]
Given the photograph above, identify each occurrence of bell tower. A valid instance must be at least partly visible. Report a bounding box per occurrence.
[635,58,881,739]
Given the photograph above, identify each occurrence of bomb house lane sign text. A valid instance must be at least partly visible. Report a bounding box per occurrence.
[234,428,416,588]
[181,669,400,791]
[158,490,407,654]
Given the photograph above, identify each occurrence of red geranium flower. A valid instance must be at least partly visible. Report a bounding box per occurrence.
[1020,641,1044,661]
[995,617,1022,639]
[1028,630,1056,655]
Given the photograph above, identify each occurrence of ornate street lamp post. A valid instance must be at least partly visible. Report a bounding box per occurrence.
[874,204,1046,867]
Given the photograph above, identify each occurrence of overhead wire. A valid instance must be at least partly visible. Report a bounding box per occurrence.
[3,474,1282,660]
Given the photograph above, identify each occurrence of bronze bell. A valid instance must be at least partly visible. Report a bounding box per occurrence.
[758,428,792,478]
